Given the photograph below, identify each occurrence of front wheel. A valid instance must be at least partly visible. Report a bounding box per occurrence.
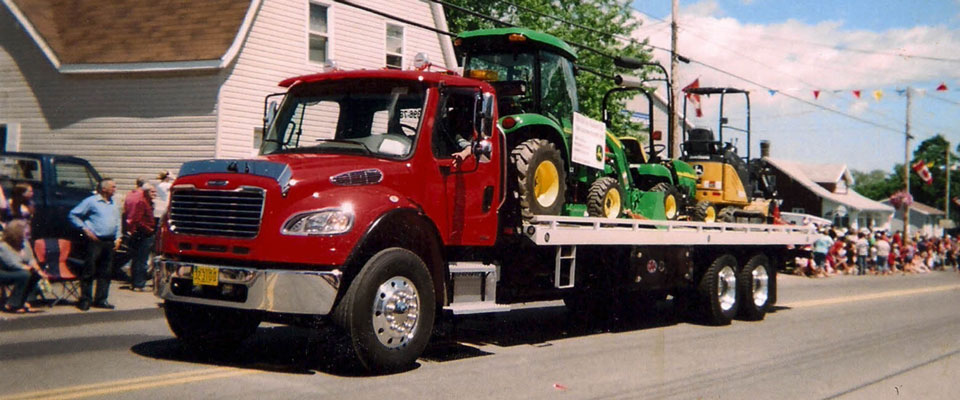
[692,201,717,223]
[587,177,624,218]
[699,254,739,325]
[164,301,261,353]
[738,254,773,321]
[512,138,566,219]
[651,183,681,220]
[333,248,436,373]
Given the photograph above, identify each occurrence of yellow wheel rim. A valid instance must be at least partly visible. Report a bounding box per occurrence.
[664,194,678,219]
[534,161,559,207]
[704,206,716,223]
[603,188,621,218]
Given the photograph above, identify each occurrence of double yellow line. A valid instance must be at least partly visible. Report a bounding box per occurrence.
[0,367,260,400]
[782,283,960,309]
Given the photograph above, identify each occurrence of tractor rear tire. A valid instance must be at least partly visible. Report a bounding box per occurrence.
[587,177,624,218]
[651,183,681,220]
[718,206,738,223]
[511,139,566,220]
[692,201,716,222]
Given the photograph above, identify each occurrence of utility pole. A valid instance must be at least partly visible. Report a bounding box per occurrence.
[946,140,951,220]
[903,87,912,236]
[669,0,680,159]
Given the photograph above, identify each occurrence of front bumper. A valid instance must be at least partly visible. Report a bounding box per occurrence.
[153,257,342,315]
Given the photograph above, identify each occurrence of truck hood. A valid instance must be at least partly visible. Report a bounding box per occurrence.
[178,154,396,192]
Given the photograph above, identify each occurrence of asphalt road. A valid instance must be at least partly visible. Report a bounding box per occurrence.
[1,271,958,399]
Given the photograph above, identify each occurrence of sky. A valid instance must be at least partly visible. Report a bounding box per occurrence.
[628,0,960,174]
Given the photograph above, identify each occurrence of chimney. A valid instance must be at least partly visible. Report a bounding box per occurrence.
[760,140,770,158]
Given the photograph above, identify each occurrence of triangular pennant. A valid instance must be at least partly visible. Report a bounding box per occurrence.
[873,90,884,101]
[937,82,948,91]
[853,90,861,99]
[896,89,906,96]
[768,89,777,96]
[813,90,820,99]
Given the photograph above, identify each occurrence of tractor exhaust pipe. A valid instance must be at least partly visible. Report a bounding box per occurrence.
[760,140,770,158]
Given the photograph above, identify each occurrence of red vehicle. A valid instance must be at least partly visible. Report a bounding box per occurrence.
[154,66,813,373]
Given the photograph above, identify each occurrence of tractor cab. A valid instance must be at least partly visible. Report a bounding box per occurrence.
[456,28,579,129]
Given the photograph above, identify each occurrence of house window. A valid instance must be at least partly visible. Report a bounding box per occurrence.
[385,24,404,69]
[309,2,330,64]
[0,124,7,151]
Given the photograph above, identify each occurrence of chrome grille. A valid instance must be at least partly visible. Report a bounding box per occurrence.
[169,188,265,238]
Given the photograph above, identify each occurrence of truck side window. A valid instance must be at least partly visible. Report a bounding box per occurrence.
[432,88,478,158]
[54,161,97,192]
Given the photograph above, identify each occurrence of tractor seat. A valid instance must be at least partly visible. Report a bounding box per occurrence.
[682,128,721,158]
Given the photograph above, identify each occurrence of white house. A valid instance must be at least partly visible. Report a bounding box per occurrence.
[881,199,946,237]
[0,0,454,190]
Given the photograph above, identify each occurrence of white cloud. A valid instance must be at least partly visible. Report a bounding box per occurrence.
[680,0,724,18]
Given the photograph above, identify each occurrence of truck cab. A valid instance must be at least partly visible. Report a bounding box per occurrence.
[155,69,500,371]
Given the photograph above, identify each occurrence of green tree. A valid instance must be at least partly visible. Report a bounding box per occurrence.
[851,169,898,200]
[907,135,960,217]
[443,0,653,136]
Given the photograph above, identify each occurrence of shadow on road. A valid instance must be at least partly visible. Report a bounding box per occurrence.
[132,299,786,375]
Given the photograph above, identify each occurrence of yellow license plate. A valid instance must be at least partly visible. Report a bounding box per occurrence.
[192,265,219,287]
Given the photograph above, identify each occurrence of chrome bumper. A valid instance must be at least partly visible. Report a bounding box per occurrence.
[153,257,342,315]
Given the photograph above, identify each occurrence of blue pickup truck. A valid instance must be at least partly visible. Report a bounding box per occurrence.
[0,152,102,239]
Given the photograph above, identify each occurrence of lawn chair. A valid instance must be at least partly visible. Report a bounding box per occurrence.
[33,238,83,306]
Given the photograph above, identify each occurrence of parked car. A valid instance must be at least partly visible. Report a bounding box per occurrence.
[0,152,102,239]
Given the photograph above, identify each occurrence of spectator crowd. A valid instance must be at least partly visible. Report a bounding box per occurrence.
[0,171,173,314]
[795,226,960,278]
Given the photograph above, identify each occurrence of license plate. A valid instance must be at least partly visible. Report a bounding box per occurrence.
[192,265,219,287]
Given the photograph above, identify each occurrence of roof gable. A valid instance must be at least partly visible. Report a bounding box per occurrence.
[5,0,258,73]
[766,157,893,213]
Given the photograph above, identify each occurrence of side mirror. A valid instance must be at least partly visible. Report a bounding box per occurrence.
[477,92,495,138]
[264,100,278,127]
[472,139,493,159]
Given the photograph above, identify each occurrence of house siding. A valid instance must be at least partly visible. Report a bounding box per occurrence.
[0,6,219,192]
[772,168,823,217]
[216,0,450,159]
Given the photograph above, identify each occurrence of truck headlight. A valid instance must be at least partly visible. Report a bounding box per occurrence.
[282,208,354,235]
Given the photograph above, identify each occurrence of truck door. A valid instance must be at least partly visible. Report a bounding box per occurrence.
[431,87,500,246]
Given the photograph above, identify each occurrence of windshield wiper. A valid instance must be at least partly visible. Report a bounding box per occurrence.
[313,139,373,154]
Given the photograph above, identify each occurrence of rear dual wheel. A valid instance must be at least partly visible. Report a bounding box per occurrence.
[698,254,739,325]
[738,254,774,321]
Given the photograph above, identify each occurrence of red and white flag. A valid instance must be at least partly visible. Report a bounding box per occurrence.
[683,78,703,117]
[912,159,933,185]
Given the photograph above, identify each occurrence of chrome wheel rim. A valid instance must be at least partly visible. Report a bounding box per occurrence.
[718,266,737,312]
[372,276,420,349]
[751,265,769,307]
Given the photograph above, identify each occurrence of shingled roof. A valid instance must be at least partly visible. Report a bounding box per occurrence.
[4,0,258,73]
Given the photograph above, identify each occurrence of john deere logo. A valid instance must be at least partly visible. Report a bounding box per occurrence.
[595,145,603,162]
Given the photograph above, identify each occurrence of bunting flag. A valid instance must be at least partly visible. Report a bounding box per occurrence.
[683,78,703,117]
[813,90,820,99]
[912,159,933,185]
[768,89,777,96]
[873,90,884,101]
[937,82,948,91]
[853,90,861,99]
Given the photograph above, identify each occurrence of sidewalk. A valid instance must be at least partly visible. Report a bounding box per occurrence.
[0,280,161,322]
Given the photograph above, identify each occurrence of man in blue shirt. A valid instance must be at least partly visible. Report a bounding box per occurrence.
[69,178,122,311]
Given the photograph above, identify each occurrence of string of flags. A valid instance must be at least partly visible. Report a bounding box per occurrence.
[768,82,950,101]
[684,79,952,102]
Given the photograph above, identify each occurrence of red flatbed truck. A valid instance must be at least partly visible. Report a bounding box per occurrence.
[153,68,814,372]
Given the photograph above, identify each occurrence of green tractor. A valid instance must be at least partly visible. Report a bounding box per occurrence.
[456,28,693,221]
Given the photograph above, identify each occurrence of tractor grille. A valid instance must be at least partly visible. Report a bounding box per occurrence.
[169,188,265,238]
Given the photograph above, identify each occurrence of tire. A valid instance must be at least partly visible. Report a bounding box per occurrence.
[650,182,681,220]
[698,254,739,325]
[164,301,260,353]
[692,201,716,222]
[717,206,738,223]
[587,177,624,218]
[333,248,436,373]
[737,254,773,321]
[511,138,566,220]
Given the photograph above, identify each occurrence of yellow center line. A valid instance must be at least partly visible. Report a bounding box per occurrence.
[0,367,260,400]
[782,284,960,309]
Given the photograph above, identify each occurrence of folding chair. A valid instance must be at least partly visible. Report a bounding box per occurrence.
[33,238,83,306]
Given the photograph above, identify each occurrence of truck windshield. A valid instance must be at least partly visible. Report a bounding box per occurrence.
[261,80,427,158]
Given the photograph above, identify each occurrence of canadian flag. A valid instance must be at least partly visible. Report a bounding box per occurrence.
[683,78,703,117]
[912,159,933,185]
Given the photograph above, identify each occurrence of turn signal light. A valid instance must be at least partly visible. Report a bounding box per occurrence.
[508,33,527,42]
[502,117,517,129]
[454,38,462,47]
[651,130,662,140]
